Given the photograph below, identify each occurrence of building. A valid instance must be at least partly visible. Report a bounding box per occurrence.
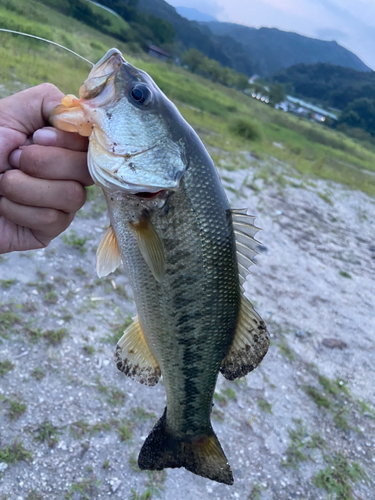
[148,45,172,62]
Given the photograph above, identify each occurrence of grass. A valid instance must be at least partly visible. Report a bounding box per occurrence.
[0,440,32,464]
[0,0,373,198]
[0,308,21,335]
[30,367,46,380]
[313,453,368,500]
[0,279,17,289]
[70,420,111,439]
[257,397,272,414]
[0,359,14,376]
[95,375,126,406]
[339,270,352,279]
[303,385,331,409]
[65,476,101,500]
[34,421,62,447]
[43,328,67,344]
[62,230,88,253]
[103,316,132,344]
[7,398,27,419]
[282,419,326,469]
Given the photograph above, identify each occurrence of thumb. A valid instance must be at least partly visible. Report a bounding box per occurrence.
[0,83,64,172]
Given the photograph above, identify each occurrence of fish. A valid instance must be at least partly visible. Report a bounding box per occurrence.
[50,48,270,485]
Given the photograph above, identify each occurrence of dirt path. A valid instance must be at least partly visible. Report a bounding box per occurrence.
[0,153,374,500]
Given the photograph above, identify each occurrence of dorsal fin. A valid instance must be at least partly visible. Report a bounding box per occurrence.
[114,316,161,386]
[96,226,122,278]
[231,208,261,289]
[220,295,269,380]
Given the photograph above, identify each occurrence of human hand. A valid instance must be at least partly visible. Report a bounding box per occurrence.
[0,83,92,254]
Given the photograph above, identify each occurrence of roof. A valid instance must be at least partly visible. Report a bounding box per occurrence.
[286,96,338,120]
[148,45,171,58]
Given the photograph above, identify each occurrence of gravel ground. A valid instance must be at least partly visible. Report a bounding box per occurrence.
[0,151,374,500]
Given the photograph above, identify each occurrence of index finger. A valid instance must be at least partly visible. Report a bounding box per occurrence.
[33,126,89,152]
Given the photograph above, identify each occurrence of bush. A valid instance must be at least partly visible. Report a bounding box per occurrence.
[230,118,263,141]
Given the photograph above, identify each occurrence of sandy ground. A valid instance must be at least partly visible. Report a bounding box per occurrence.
[0,150,374,500]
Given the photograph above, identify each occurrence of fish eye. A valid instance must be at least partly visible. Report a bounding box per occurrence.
[130,84,151,106]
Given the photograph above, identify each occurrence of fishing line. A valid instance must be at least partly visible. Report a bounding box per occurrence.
[0,29,94,67]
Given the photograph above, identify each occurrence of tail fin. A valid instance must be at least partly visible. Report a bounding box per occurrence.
[138,408,233,485]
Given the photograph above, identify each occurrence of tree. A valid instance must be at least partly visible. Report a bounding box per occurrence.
[338,98,375,136]
[269,83,286,105]
[182,49,204,73]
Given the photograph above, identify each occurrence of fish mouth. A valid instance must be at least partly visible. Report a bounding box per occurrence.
[79,49,124,100]
[134,190,165,199]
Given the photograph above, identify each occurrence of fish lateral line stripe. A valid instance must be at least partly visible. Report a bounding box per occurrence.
[0,29,94,67]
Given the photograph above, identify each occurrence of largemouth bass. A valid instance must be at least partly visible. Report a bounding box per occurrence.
[50,49,269,485]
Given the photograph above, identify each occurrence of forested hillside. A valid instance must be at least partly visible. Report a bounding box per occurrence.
[204,22,370,75]
[272,63,375,136]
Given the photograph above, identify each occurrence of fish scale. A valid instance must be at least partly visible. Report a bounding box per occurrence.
[50,47,269,485]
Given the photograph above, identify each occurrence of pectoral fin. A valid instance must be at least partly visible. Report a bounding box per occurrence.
[115,316,161,386]
[96,226,122,278]
[220,294,269,380]
[130,216,165,282]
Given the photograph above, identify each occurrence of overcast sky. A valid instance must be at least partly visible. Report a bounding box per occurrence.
[166,0,375,70]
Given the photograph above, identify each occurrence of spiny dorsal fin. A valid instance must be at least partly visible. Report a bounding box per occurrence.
[231,208,261,289]
[96,225,122,278]
[220,294,269,380]
[114,315,161,386]
[130,216,165,283]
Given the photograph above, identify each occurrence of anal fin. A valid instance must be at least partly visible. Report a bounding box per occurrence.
[114,316,161,386]
[138,408,233,485]
[220,295,269,380]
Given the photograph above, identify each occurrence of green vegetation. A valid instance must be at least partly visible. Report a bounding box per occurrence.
[83,344,95,356]
[0,279,17,289]
[282,419,325,469]
[70,419,111,439]
[27,491,43,500]
[313,453,368,500]
[7,398,27,419]
[62,230,88,253]
[30,367,46,380]
[339,271,352,279]
[0,359,14,376]
[230,118,263,141]
[43,328,67,344]
[103,316,132,344]
[0,440,32,464]
[95,375,126,406]
[0,0,373,205]
[257,397,272,414]
[131,470,167,500]
[118,422,132,441]
[34,421,62,447]
[65,476,101,500]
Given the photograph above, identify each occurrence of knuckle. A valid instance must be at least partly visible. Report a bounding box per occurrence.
[22,147,41,176]
[65,182,86,211]
[37,82,59,96]
[0,170,20,198]
[40,209,60,227]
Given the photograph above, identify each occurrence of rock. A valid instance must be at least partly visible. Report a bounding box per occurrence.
[322,338,348,349]
[109,478,122,493]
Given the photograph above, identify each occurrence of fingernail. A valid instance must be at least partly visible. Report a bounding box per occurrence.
[9,149,22,168]
[33,128,57,146]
